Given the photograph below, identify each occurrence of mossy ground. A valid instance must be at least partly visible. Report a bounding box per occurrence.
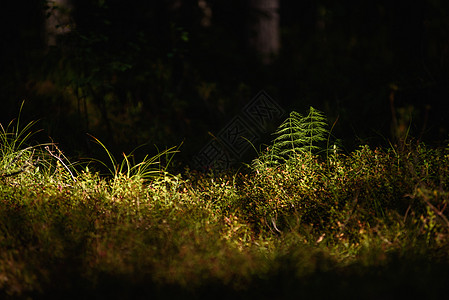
[1,122,449,299]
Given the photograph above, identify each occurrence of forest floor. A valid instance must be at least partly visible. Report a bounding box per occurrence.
[1,119,449,299]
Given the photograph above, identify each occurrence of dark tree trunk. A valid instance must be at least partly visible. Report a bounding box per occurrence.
[248,0,280,64]
[44,0,73,47]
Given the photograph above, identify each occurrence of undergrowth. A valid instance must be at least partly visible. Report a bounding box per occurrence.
[1,108,449,299]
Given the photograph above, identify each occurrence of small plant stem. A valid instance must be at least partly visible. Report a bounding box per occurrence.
[418,188,449,229]
[45,145,77,182]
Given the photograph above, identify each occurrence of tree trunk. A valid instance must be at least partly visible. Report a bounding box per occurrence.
[44,0,73,47]
[248,0,280,64]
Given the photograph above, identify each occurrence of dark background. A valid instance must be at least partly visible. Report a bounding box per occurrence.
[1,0,449,169]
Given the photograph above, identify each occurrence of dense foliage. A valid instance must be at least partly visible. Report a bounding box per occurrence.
[1,117,449,299]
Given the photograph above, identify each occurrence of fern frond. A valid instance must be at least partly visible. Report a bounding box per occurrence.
[251,106,333,171]
[271,107,329,159]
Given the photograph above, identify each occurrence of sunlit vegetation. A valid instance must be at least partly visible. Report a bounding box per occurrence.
[1,113,449,299]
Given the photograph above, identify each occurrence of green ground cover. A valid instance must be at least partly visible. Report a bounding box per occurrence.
[1,113,449,299]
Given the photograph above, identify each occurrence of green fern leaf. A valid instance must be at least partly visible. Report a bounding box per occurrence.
[251,106,333,170]
[271,107,329,160]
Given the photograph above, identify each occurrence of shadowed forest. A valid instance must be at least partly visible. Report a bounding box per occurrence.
[2,0,449,163]
[2,1,449,299]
